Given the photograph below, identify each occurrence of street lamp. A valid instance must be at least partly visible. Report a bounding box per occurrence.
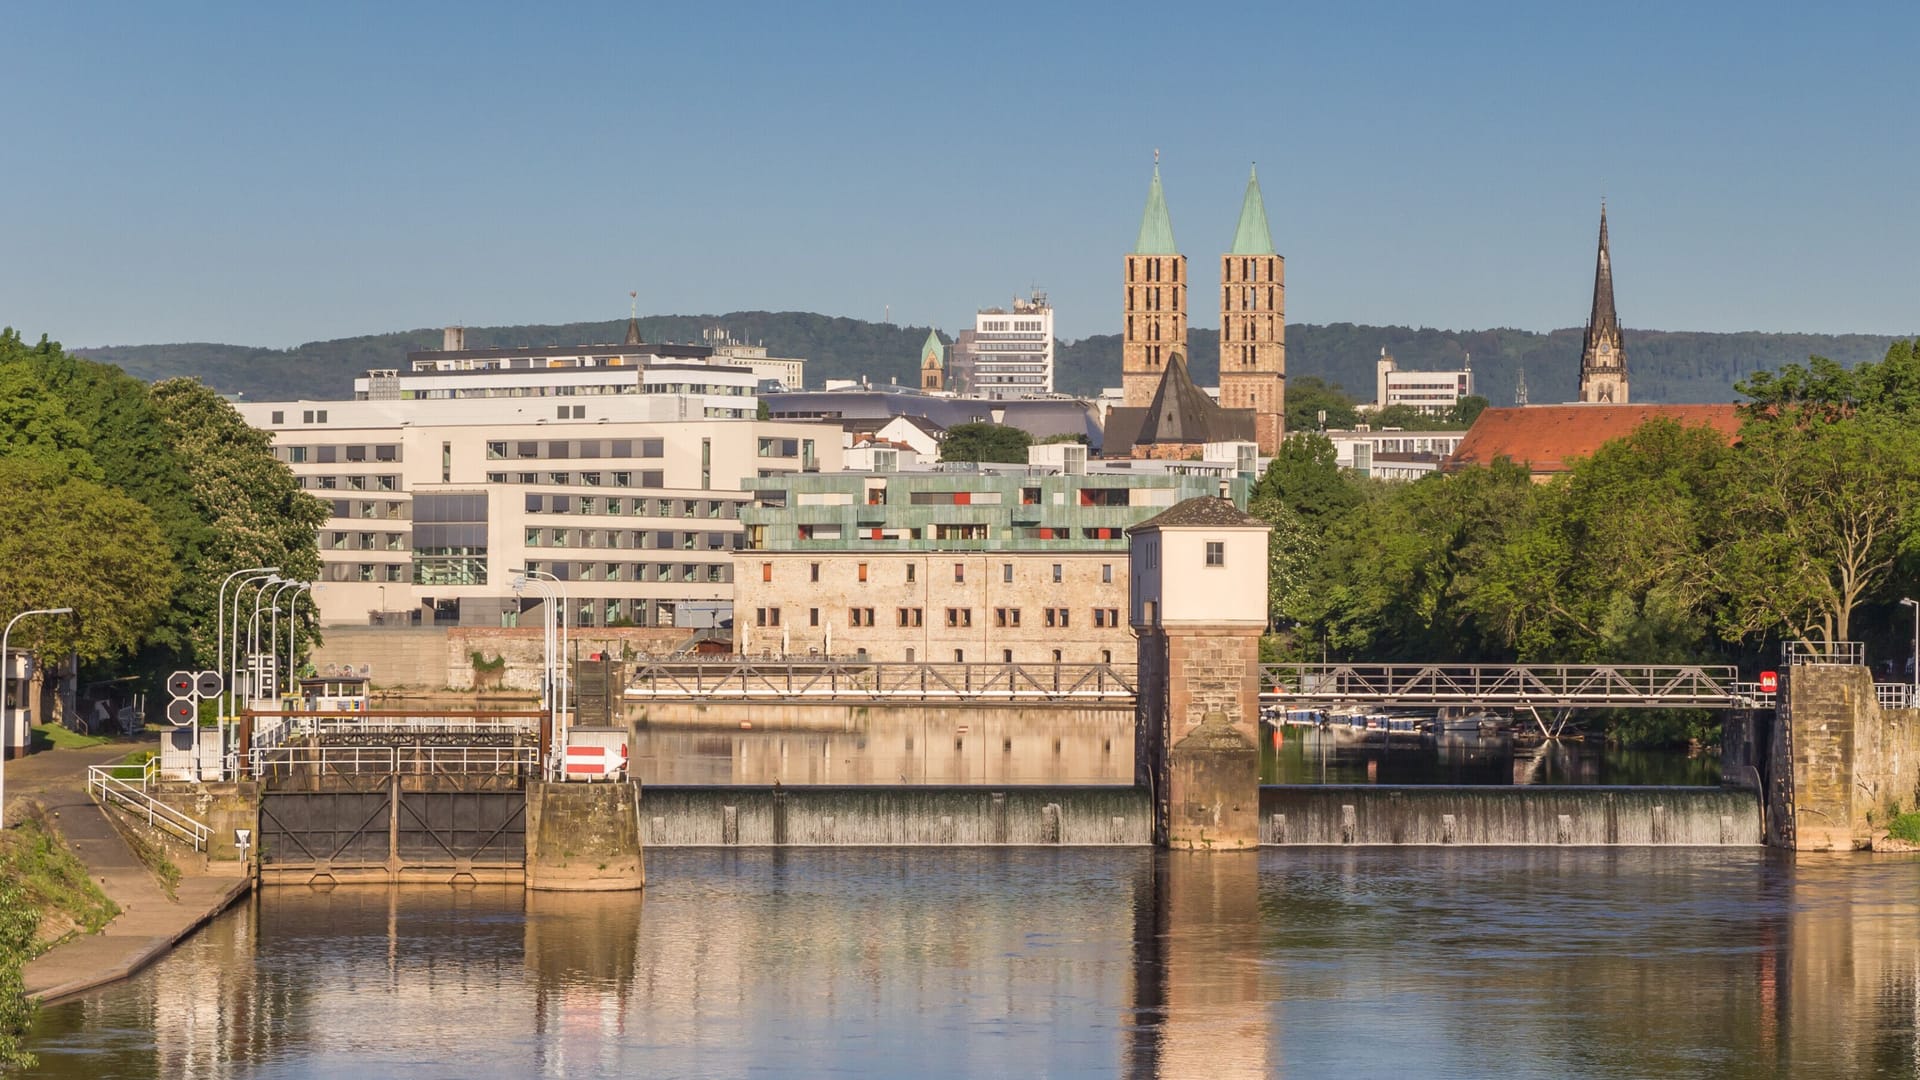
[2,607,75,824]
[266,579,305,698]
[1902,598,1918,707]
[517,568,569,732]
[215,566,278,723]
[286,584,318,696]
[226,572,281,719]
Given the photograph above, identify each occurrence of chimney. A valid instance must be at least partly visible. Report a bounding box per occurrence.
[1218,478,1231,500]
[443,326,466,351]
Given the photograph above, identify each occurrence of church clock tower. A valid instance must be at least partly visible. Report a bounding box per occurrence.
[1217,164,1286,452]
[1123,156,1187,409]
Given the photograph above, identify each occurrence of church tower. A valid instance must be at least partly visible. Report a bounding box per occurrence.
[1218,165,1286,452]
[1578,204,1628,404]
[1123,158,1187,408]
[919,328,944,391]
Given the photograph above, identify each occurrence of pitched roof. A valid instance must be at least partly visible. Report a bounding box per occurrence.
[920,328,943,368]
[1448,404,1741,475]
[1131,495,1267,532]
[1140,352,1257,443]
[1134,163,1178,255]
[624,315,644,346]
[1229,164,1275,255]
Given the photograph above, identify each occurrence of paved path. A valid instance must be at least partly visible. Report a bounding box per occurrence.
[10,743,250,1005]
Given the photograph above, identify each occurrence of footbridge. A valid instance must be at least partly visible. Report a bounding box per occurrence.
[622,659,1773,710]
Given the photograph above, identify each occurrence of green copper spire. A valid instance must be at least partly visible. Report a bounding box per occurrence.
[1229,163,1275,255]
[920,328,943,366]
[1133,159,1178,255]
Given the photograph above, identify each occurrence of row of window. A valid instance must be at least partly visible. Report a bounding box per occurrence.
[486,438,668,461]
[524,528,740,552]
[524,494,742,518]
[766,561,1117,585]
[325,531,407,551]
[327,500,409,521]
[301,474,400,492]
[279,444,400,463]
[482,470,671,488]
[754,605,1125,630]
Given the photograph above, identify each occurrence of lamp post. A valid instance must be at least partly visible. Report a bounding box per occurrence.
[513,575,559,778]
[287,584,317,695]
[2,607,74,824]
[266,579,304,699]
[215,566,278,724]
[225,573,281,775]
[1902,598,1918,708]
[518,568,569,736]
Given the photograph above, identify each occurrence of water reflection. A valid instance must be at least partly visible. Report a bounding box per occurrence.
[29,850,1920,1078]
[1263,725,1722,786]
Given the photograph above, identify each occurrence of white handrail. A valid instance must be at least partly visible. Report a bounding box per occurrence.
[86,765,211,851]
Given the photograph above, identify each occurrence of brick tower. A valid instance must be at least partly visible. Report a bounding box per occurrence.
[1123,157,1188,408]
[1578,203,1629,404]
[1217,165,1286,453]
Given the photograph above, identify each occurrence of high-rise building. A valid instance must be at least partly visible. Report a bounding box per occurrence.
[971,292,1054,397]
[1216,165,1286,453]
[1578,204,1629,404]
[1122,161,1187,409]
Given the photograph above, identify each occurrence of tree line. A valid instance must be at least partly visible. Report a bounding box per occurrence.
[0,328,328,702]
[1252,340,1920,746]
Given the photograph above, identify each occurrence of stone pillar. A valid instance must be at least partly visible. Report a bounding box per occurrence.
[1781,664,1920,851]
[524,780,645,891]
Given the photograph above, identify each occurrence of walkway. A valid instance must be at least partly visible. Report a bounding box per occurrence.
[10,744,250,1005]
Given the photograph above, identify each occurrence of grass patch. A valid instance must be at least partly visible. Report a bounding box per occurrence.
[0,812,119,956]
[1889,812,1920,845]
[28,724,109,751]
[100,749,156,782]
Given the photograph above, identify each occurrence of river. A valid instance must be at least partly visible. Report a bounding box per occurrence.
[27,848,1920,1078]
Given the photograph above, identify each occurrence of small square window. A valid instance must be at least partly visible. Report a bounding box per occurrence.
[1205,541,1225,567]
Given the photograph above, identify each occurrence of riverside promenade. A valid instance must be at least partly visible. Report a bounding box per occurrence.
[6,744,251,1004]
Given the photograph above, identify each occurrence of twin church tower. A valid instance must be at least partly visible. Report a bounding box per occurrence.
[1117,160,1287,455]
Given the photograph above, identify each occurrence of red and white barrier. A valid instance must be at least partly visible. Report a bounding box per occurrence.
[563,741,628,780]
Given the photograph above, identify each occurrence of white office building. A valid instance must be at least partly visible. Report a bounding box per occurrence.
[971,291,1055,398]
[1374,348,1473,414]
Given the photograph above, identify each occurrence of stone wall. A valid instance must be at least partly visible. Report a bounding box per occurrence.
[1784,664,1920,850]
[525,781,645,890]
[448,627,684,691]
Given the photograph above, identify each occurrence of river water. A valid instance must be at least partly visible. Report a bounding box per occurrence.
[27,848,1920,1078]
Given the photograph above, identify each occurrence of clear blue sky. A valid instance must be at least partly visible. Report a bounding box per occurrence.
[4,1,1915,348]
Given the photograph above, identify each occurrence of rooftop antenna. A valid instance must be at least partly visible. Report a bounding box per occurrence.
[629,290,637,318]
[1515,365,1529,406]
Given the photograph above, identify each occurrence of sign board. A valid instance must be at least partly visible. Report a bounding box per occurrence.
[195,670,223,698]
[1759,671,1779,694]
[167,671,196,698]
[166,699,196,726]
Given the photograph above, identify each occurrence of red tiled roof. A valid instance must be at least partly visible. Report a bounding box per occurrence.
[1448,404,1742,475]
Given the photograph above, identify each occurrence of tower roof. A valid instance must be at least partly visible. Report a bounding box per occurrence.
[1583,204,1621,346]
[921,328,943,368]
[1134,162,1179,255]
[1134,352,1253,445]
[1228,164,1275,255]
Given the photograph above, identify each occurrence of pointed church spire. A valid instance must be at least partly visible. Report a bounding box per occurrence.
[1133,154,1178,255]
[1585,203,1619,343]
[624,291,644,346]
[1229,163,1275,255]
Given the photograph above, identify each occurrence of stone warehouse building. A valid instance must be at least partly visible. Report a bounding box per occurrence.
[730,469,1248,663]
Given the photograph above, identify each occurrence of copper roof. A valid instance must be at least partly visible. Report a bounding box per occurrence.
[1448,404,1741,475]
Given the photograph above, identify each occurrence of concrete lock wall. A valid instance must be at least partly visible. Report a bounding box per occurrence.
[525,781,645,891]
[309,626,688,691]
[1786,664,1920,850]
[629,699,1133,732]
[641,785,1153,846]
[151,781,261,861]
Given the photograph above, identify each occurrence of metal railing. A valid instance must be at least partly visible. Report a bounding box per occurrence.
[86,764,211,852]
[246,743,537,779]
[625,659,1138,702]
[1258,663,1751,709]
[244,710,545,738]
[1783,640,1865,666]
[1878,683,1915,710]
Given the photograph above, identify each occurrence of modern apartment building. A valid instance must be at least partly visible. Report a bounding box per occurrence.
[236,395,840,630]
[970,291,1054,398]
[731,468,1248,663]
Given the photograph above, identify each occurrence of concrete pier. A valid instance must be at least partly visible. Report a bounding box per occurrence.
[525,781,646,891]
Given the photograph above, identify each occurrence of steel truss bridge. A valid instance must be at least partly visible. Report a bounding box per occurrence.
[621,659,1773,710]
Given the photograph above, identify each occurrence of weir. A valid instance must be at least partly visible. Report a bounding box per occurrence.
[1260,785,1761,846]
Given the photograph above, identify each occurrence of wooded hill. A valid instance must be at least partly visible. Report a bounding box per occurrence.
[76,312,1912,405]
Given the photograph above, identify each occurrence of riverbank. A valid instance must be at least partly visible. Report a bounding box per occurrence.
[5,746,251,1005]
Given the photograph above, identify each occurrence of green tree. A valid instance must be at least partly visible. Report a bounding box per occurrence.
[1447,394,1490,428]
[1713,415,1920,645]
[1253,432,1363,528]
[1249,496,1317,628]
[938,422,1032,464]
[0,881,36,1072]
[148,379,330,662]
[1283,375,1359,431]
[0,460,176,663]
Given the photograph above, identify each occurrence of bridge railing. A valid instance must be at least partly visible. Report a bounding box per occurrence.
[86,764,212,851]
[625,659,1138,702]
[1783,640,1864,666]
[245,710,545,738]
[247,744,538,780]
[1259,663,1749,708]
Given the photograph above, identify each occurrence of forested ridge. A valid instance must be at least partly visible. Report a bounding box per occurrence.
[75,313,1912,403]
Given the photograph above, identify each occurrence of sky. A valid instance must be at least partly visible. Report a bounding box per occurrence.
[3,1,1916,348]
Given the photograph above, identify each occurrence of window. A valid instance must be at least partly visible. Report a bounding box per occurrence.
[897,607,923,627]
[849,607,876,627]
[487,441,507,459]
[1206,541,1225,567]
[810,562,821,582]
[1002,563,1013,583]
[995,608,1021,628]
[756,607,781,627]
[1052,650,1063,663]
[954,649,965,663]
[857,562,868,583]
[1102,564,1113,584]
[762,562,773,583]
[1004,650,1014,663]
[906,563,916,583]
[953,562,965,584]
[1045,608,1070,628]
[945,608,972,628]
[270,410,284,424]
[287,446,308,463]
[1051,563,1063,584]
